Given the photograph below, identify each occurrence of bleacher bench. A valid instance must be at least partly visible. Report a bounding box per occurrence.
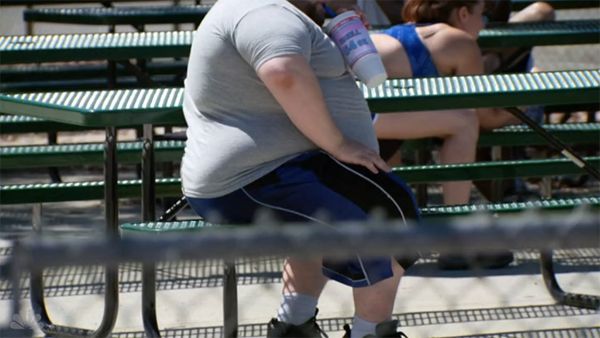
[2,156,598,205]
[22,5,211,26]
[1,123,598,169]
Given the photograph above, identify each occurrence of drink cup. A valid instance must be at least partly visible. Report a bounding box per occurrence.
[324,10,387,88]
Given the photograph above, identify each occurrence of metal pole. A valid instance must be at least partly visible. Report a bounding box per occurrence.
[506,107,600,180]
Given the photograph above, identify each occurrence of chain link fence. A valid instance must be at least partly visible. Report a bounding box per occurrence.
[1,211,599,337]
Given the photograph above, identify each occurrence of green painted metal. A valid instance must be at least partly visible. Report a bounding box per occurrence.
[0,177,182,204]
[403,123,600,151]
[393,156,600,183]
[121,219,217,233]
[0,88,186,127]
[421,196,600,217]
[120,196,600,233]
[0,114,90,133]
[0,60,187,82]
[1,70,598,127]
[2,0,166,5]
[0,140,185,168]
[478,123,600,147]
[2,157,598,204]
[23,5,211,25]
[0,30,193,64]
[2,123,598,168]
[1,20,598,64]
[478,19,600,48]
[362,69,600,112]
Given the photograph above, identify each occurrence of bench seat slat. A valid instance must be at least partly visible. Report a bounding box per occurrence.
[2,157,598,204]
[0,114,91,133]
[2,124,598,169]
[120,196,600,233]
[1,20,598,64]
[363,70,600,113]
[1,70,598,127]
[23,5,212,25]
[0,140,185,168]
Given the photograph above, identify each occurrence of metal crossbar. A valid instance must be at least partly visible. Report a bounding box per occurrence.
[1,70,598,126]
[1,20,598,64]
[361,69,600,112]
[1,157,599,204]
[23,5,212,26]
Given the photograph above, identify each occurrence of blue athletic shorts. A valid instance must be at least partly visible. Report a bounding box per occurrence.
[186,150,420,288]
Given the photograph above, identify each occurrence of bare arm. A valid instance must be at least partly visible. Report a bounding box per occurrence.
[453,36,520,129]
[257,55,390,173]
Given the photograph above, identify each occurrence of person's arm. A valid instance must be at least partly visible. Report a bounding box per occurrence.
[257,54,390,173]
[451,33,520,129]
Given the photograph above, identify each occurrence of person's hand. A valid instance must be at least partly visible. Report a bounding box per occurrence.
[352,6,372,29]
[334,5,371,29]
[328,138,390,174]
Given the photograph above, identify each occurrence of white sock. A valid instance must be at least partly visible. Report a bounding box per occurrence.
[351,315,378,338]
[276,293,318,325]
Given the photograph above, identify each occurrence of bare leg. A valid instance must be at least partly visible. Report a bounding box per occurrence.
[477,107,520,130]
[438,111,479,204]
[353,260,404,322]
[282,257,328,297]
[483,2,555,73]
[375,110,479,205]
[510,2,556,23]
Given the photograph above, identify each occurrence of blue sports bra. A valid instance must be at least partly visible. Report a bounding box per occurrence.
[383,24,439,78]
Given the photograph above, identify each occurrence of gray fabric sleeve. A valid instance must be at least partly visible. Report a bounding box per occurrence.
[233,5,312,71]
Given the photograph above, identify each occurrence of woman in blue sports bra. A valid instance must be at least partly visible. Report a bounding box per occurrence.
[368,0,556,271]
[368,0,524,206]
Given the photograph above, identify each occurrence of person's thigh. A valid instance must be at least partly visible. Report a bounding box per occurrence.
[188,151,420,287]
[246,152,420,283]
[374,110,474,140]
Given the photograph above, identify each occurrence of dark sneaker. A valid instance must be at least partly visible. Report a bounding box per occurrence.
[342,320,407,338]
[267,310,328,338]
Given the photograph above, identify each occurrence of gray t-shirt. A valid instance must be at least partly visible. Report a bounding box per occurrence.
[181,0,378,198]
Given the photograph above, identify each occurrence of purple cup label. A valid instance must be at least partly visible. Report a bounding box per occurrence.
[328,14,377,68]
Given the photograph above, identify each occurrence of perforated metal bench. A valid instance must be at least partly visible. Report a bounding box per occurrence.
[0,140,184,169]
[2,123,598,170]
[2,20,598,65]
[22,4,211,28]
[2,156,598,204]
[0,60,188,92]
[0,114,89,133]
[120,196,600,338]
[400,122,600,152]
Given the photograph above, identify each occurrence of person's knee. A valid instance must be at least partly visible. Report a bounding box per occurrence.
[527,2,556,21]
[447,110,479,141]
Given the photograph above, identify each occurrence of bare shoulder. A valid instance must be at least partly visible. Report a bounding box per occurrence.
[420,24,483,75]
[428,24,479,54]
[371,33,402,52]
[371,33,411,78]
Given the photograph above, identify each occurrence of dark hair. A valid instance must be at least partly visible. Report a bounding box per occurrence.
[402,0,479,24]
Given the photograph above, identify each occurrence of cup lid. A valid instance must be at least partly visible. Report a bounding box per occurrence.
[324,10,359,34]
